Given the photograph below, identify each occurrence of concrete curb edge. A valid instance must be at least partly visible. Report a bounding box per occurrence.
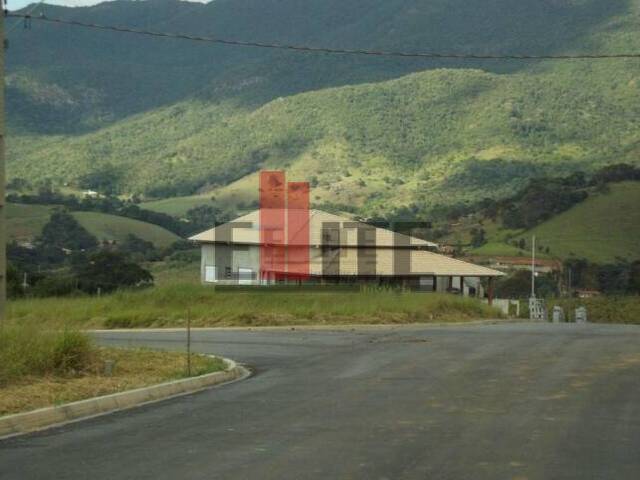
[0,357,250,440]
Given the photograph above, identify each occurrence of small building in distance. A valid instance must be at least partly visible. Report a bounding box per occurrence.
[190,209,504,298]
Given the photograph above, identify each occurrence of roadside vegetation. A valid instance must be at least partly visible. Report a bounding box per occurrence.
[0,326,225,416]
[7,285,503,330]
[550,296,640,325]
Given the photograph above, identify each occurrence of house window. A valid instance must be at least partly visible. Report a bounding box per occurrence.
[205,266,217,283]
[225,267,232,279]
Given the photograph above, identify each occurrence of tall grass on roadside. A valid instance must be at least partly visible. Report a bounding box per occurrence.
[0,327,95,386]
[7,283,503,329]
[551,296,640,324]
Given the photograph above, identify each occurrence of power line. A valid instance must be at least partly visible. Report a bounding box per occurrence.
[5,11,640,61]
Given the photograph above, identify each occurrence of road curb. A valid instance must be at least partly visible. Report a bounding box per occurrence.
[0,358,249,440]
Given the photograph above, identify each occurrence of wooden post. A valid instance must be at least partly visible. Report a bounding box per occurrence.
[460,276,465,296]
[488,277,494,306]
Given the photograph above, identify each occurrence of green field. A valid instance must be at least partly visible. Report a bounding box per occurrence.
[5,203,54,242]
[71,211,180,248]
[141,195,213,217]
[6,203,181,248]
[517,182,640,263]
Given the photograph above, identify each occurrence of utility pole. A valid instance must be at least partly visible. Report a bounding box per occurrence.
[0,4,6,322]
[531,235,536,298]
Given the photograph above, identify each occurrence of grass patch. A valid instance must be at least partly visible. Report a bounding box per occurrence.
[7,283,503,329]
[0,327,94,385]
[5,203,54,242]
[72,211,180,248]
[0,327,225,416]
[5,202,181,247]
[551,296,640,324]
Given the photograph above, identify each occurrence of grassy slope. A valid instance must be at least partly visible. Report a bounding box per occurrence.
[519,182,640,263]
[468,182,640,263]
[5,203,180,247]
[5,203,54,242]
[13,62,640,217]
[71,211,180,248]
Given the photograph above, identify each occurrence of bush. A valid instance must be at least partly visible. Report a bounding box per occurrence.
[30,275,79,297]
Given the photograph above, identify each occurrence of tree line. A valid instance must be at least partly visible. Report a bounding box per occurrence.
[6,181,234,237]
[6,210,194,298]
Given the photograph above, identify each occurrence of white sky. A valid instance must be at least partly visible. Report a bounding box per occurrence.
[10,0,208,10]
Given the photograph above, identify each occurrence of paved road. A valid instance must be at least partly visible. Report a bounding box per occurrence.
[1,323,640,479]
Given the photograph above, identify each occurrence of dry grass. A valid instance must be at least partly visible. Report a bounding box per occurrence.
[7,284,503,330]
[0,347,225,416]
[551,296,640,324]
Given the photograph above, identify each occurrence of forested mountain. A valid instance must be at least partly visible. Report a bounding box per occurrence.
[5,0,640,216]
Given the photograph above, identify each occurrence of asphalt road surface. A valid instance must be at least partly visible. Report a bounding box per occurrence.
[1,323,640,479]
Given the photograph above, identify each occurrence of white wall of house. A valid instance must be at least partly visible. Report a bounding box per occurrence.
[201,244,261,285]
[199,244,484,297]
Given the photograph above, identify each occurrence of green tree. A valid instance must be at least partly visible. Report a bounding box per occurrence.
[38,210,98,252]
[78,164,122,195]
[118,234,159,261]
[470,227,486,248]
[75,251,153,293]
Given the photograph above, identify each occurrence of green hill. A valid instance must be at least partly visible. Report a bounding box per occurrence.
[5,0,640,217]
[467,182,640,263]
[6,204,180,248]
[5,204,54,242]
[71,212,180,248]
[8,0,625,132]
[11,64,640,216]
[517,182,640,263]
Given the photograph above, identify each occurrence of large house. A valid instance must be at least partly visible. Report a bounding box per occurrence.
[190,209,504,300]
